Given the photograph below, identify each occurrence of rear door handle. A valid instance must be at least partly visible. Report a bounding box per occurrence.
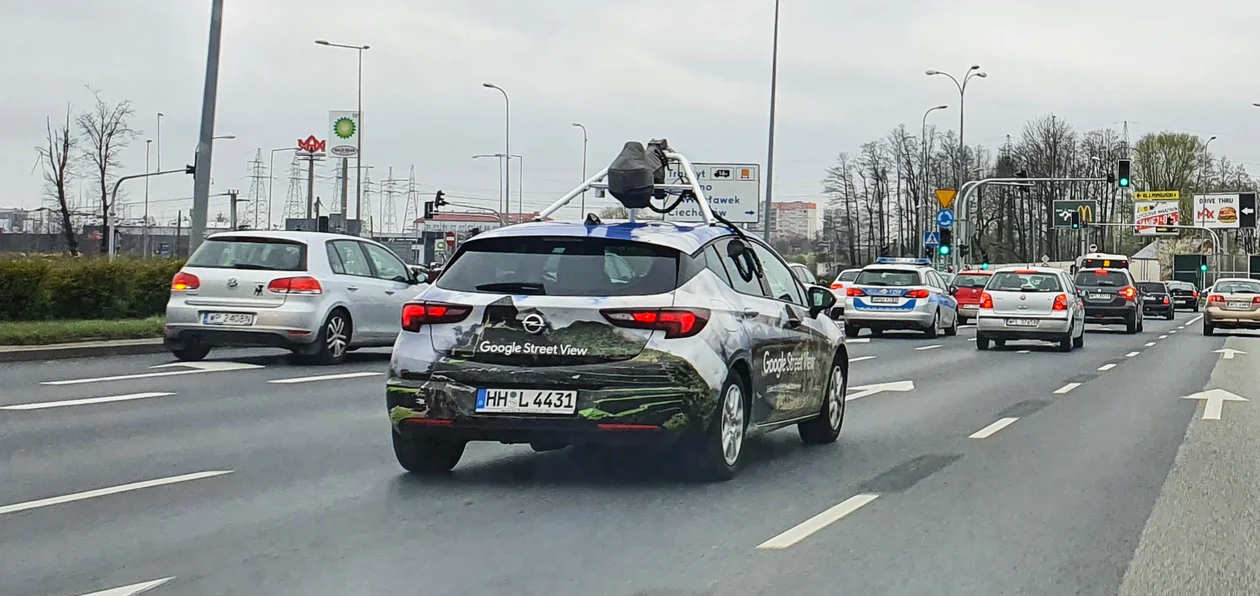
[347,286,359,291]
[385,290,396,295]
[742,309,759,319]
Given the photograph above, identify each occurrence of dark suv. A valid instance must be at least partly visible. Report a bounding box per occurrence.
[1074,268,1143,333]
[1138,281,1175,320]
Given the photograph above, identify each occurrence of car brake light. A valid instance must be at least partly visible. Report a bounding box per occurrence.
[171,271,199,291]
[1015,269,1038,274]
[1117,286,1136,300]
[268,276,323,294]
[906,289,930,299]
[600,308,710,339]
[1253,296,1260,304]
[1163,296,1170,305]
[1095,269,1108,274]
[1208,294,1224,303]
[846,287,865,297]
[831,281,844,290]
[401,301,473,332]
[1052,293,1068,310]
[1192,291,1199,298]
[979,292,994,309]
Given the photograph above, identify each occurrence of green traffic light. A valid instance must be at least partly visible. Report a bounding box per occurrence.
[938,245,951,256]
[980,263,989,270]
[1200,263,1208,272]
[1118,177,1130,188]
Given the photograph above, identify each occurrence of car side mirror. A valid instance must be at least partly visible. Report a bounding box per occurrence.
[949,286,959,296]
[808,286,837,316]
[726,239,748,257]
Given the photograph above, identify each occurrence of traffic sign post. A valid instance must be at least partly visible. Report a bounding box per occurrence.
[936,209,955,228]
[656,162,761,223]
[934,189,957,210]
[445,231,457,251]
[923,231,940,246]
[1053,200,1098,228]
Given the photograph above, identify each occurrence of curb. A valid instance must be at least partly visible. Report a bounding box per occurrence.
[0,338,167,363]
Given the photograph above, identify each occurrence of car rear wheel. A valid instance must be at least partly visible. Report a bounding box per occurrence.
[944,311,958,336]
[844,323,860,338]
[1203,321,1214,336]
[392,432,466,474]
[1072,327,1084,348]
[304,309,352,365]
[1057,333,1072,352]
[170,343,211,362]
[976,335,991,350]
[799,358,846,444]
[696,370,748,481]
[1125,313,1138,334]
[924,311,941,339]
[1165,309,1175,321]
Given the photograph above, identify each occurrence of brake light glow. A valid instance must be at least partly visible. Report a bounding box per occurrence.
[979,292,994,309]
[1117,286,1137,300]
[1095,269,1109,274]
[1052,294,1068,311]
[267,276,323,294]
[846,287,865,297]
[1163,297,1170,305]
[401,301,473,332]
[1253,296,1260,304]
[171,271,200,291]
[905,289,930,299]
[1208,294,1224,303]
[830,281,844,290]
[600,308,710,339]
[1015,269,1038,274]
[1192,291,1199,298]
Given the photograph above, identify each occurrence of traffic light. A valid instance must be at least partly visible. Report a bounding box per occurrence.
[423,201,434,219]
[186,153,197,175]
[1070,212,1081,229]
[938,228,952,256]
[1116,159,1131,188]
[1200,262,1209,273]
[434,190,447,208]
[980,261,989,270]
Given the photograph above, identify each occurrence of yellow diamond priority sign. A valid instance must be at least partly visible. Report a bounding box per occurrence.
[935,188,957,209]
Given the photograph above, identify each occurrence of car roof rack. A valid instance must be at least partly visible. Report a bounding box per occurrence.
[536,143,719,226]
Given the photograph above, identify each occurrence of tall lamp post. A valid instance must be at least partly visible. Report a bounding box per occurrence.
[143,139,152,256]
[189,0,226,254]
[155,112,164,170]
[762,0,781,240]
[483,82,511,216]
[926,65,986,247]
[572,122,588,216]
[315,39,369,234]
[268,146,299,229]
[920,104,948,253]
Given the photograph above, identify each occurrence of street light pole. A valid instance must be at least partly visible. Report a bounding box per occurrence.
[762,0,781,241]
[483,82,510,216]
[927,65,986,250]
[144,139,152,256]
[190,0,226,254]
[572,122,588,216]
[315,39,370,234]
[268,147,298,229]
[920,104,948,253]
[155,112,163,171]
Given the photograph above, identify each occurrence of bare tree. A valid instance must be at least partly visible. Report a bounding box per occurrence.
[35,105,80,255]
[77,87,139,253]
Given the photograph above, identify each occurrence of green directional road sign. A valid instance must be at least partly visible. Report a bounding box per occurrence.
[1053,200,1098,228]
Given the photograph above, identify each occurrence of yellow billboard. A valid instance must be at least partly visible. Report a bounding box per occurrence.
[1134,190,1179,201]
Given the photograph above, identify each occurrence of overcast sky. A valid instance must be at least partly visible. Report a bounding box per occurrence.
[5,0,1260,229]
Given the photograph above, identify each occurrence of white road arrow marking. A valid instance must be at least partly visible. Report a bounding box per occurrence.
[845,380,914,401]
[42,361,263,386]
[1182,388,1249,420]
[73,577,175,596]
[1214,348,1247,360]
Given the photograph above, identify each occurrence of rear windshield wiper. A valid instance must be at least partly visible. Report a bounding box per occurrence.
[475,282,547,294]
[226,263,283,270]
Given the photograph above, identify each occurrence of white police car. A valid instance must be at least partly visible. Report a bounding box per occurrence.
[385,140,850,481]
[842,257,959,338]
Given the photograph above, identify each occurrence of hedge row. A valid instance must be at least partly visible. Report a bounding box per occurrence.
[0,256,186,321]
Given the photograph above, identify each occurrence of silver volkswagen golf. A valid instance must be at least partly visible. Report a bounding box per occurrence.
[165,230,427,363]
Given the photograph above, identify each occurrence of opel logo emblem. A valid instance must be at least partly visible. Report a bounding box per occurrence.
[521,313,546,334]
[226,278,238,289]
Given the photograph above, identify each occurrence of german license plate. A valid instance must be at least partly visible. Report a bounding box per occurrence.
[870,296,898,304]
[1228,301,1251,310]
[1005,318,1038,327]
[202,312,255,326]
[476,389,577,415]
[1088,293,1111,301]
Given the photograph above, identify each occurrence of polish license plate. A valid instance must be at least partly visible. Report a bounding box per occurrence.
[1088,293,1111,301]
[1228,301,1251,310]
[1005,318,1038,327]
[202,312,255,326]
[870,296,898,304]
[1144,296,1159,301]
[476,389,577,415]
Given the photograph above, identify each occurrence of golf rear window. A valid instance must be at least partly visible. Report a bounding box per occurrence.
[838,270,860,282]
[438,237,680,296]
[988,272,1062,292]
[1074,270,1129,286]
[952,273,990,288]
[186,237,307,271]
[854,268,920,287]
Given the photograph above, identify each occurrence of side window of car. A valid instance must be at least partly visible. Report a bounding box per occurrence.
[703,245,734,288]
[927,271,944,291]
[332,240,374,277]
[750,243,806,306]
[716,239,766,296]
[325,242,346,275]
[363,242,410,282]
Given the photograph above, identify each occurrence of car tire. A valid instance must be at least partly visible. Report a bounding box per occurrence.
[696,369,749,481]
[844,323,860,338]
[392,431,466,474]
[1072,328,1084,348]
[799,357,846,445]
[924,311,941,339]
[1203,321,1214,336]
[976,335,991,350]
[304,309,352,365]
[1165,309,1175,321]
[944,311,959,336]
[170,343,211,362]
[1125,313,1138,334]
[1058,333,1072,352]
[958,315,968,326]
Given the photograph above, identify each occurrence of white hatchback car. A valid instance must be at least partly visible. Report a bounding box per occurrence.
[974,267,1085,352]
[164,230,428,364]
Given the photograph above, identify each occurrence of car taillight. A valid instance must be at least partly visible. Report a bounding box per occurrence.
[401,301,473,332]
[600,308,710,339]
[1163,297,1170,305]
[1192,291,1199,298]
[1118,286,1136,300]
[1052,293,1068,310]
[846,287,865,297]
[268,276,323,294]
[906,289,930,299]
[831,281,844,290]
[1208,294,1224,303]
[1253,296,1260,304]
[979,292,994,309]
[171,271,200,291]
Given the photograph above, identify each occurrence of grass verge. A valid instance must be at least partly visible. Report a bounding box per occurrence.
[0,316,165,346]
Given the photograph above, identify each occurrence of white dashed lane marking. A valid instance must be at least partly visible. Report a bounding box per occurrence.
[756,493,880,550]
[1098,363,1117,371]
[0,471,232,516]
[0,392,175,411]
[73,577,175,596]
[969,417,1019,439]
[268,371,383,384]
[1145,342,1156,347]
[1126,351,1140,358]
[849,356,877,363]
[1159,335,1169,339]
[1054,383,1081,394]
[915,345,942,351]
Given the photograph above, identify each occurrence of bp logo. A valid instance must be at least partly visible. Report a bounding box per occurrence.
[332,117,356,139]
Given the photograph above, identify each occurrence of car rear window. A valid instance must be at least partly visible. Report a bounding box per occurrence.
[1075,270,1129,286]
[186,237,307,271]
[952,273,991,288]
[437,237,680,296]
[1137,282,1167,293]
[854,268,920,287]
[837,270,860,283]
[1215,280,1260,294]
[988,272,1062,292]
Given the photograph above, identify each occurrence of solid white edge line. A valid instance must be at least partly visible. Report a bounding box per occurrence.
[268,371,383,384]
[846,338,871,343]
[969,417,1019,439]
[1145,342,1156,347]
[968,337,976,341]
[1189,315,1204,324]
[849,356,877,363]
[1098,363,1117,371]
[914,345,942,351]
[756,493,880,550]
[76,577,176,596]
[0,471,232,516]
[1126,351,1140,358]
[1,392,175,411]
[1054,383,1081,394]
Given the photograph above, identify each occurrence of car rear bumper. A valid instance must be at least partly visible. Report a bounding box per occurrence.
[975,315,1072,339]
[844,299,934,328]
[1141,300,1174,314]
[1083,305,1134,323]
[385,350,717,444]
[1204,307,1260,327]
[164,302,323,349]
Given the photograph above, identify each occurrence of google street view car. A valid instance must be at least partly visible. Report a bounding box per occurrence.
[386,140,850,480]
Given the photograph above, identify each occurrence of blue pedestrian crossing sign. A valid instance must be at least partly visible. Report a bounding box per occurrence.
[936,209,955,228]
[923,231,940,246]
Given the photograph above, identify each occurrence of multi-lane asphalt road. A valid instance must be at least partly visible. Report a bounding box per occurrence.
[3,311,1258,596]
